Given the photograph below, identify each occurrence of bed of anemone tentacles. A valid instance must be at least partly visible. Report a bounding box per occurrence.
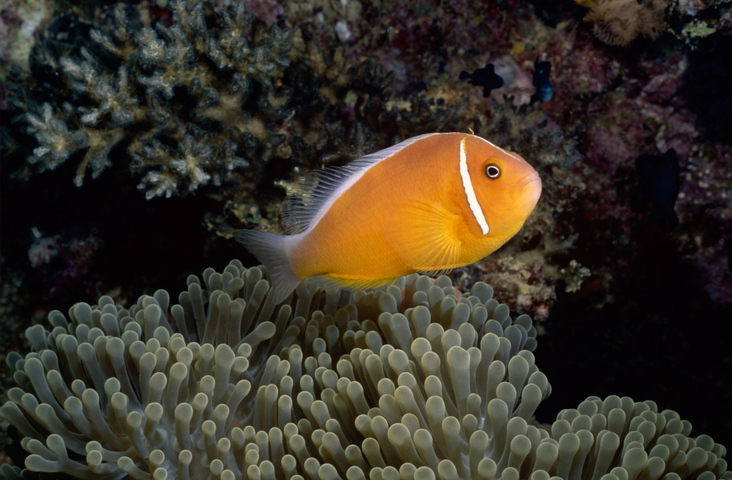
[0,260,729,480]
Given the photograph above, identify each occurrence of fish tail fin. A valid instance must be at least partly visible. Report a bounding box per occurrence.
[234,230,301,304]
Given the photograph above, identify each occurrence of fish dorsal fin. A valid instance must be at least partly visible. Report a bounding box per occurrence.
[388,200,463,276]
[281,133,439,234]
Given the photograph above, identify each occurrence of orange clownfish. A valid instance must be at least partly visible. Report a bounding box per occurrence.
[236,132,542,303]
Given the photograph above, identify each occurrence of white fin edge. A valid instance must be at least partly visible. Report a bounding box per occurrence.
[473,135,523,162]
[282,133,441,235]
[459,137,490,235]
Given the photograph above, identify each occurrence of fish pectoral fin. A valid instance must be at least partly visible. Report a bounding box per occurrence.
[388,201,463,273]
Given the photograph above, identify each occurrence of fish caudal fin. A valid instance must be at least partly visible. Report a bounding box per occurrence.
[234,230,301,304]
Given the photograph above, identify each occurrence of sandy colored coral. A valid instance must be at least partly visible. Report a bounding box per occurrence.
[1,261,729,479]
[584,0,669,46]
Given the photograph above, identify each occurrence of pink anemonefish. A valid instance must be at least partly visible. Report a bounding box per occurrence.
[235,132,542,303]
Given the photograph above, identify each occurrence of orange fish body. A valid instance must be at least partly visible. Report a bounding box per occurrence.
[236,133,542,303]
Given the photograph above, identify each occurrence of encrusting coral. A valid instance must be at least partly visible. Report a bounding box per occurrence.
[1,261,729,479]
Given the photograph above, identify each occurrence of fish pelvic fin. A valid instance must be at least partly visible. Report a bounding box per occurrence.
[234,230,301,304]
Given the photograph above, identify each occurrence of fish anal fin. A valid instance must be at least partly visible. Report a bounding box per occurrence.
[416,267,454,278]
[389,201,463,273]
[309,274,396,292]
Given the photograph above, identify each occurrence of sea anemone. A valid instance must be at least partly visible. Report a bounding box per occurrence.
[1,261,729,479]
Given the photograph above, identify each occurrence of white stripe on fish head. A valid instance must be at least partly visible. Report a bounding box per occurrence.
[459,137,490,235]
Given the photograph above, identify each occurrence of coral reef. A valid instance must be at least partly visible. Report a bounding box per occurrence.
[577,0,732,46]
[1,0,593,336]
[666,0,732,44]
[8,0,454,200]
[0,0,583,320]
[2,0,732,470]
[1,261,730,479]
[18,0,291,197]
[583,0,669,46]
[2,0,730,310]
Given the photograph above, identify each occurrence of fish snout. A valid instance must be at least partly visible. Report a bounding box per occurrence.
[519,173,542,207]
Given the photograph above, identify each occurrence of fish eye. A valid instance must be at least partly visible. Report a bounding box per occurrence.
[485,163,501,179]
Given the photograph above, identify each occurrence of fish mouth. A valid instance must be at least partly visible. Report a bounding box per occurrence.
[519,173,542,205]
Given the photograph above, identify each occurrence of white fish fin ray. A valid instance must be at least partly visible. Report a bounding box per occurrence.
[234,229,301,304]
[388,200,463,272]
[281,133,442,235]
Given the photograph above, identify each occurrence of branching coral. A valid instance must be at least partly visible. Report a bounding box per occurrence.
[21,0,284,197]
[10,0,463,200]
[1,261,729,479]
[8,1,356,198]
